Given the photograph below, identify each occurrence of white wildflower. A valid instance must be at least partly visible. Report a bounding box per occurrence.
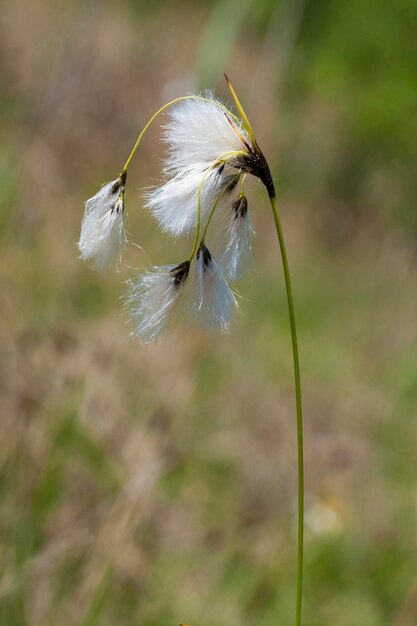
[80,77,277,340]
[146,161,240,236]
[126,261,190,343]
[194,244,238,333]
[162,94,250,175]
[78,176,126,271]
[222,192,255,280]
[147,163,216,236]
[145,95,250,237]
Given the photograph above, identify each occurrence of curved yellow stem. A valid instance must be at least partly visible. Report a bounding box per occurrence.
[200,173,241,244]
[187,154,246,263]
[188,168,211,263]
[121,96,241,174]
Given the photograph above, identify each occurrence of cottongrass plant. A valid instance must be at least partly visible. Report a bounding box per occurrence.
[222,188,255,280]
[78,75,305,626]
[78,172,127,270]
[125,261,191,343]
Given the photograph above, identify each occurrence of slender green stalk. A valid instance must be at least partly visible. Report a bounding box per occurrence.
[188,161,243,263]
[121,96,241,174]
[200,173,241,243]
[188,169,210,263]
[269,194,304,626]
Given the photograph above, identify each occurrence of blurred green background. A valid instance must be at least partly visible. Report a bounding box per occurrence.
[1,1,416,625]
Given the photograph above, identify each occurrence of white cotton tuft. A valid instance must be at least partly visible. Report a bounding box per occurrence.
[162,94,250,175]
[222,193,255,280]
[126,261,190,343]
[144,94,251,237]
[145,163,233,236]
[78,179,126,271]
[193,245,238,333]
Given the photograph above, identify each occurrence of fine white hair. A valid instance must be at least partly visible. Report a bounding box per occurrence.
[145,94,249,237]
[126,263,189,343]
[222,194,255,280]
[78,179,126,271]
[194,245,238,333]
[162,94,249,175]
[146,162,234,236]
[80,91,259,339]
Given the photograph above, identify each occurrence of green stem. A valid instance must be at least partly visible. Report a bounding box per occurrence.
[188,169,210,263]
[121,96,241,174]
[188,166,242,263]
[269,194,304,626]
[200,173,240,243]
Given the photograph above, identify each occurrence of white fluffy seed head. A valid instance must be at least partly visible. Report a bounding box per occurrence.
[222,193,255,280]
[162,93,250,175]
[78,179,126,271]
[193,244,238,333]
[145,161,238,236]
[125,261,190,343]
[145,94,251,237]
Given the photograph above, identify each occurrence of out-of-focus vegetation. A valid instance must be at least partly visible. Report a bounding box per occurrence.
[1,1,416,625]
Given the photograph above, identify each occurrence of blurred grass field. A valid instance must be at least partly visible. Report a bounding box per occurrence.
[1,1,417,625]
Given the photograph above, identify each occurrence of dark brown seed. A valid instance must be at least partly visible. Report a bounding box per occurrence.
[197,244,212,269]
[170,260,190,287]
[232,193,248,219]
[222,175,240,192]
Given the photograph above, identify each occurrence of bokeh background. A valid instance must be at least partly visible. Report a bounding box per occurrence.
[1,1,417,625]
